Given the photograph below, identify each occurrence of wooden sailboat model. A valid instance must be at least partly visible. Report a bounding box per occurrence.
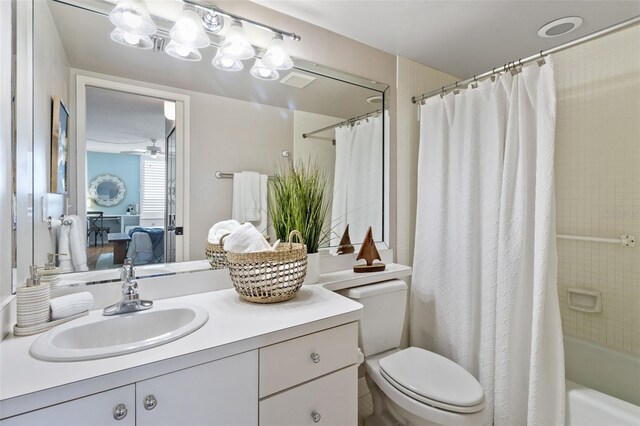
[353,226,386,273]
[336,225,355,255]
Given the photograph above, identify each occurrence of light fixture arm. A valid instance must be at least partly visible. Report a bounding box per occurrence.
[182,0,301,41]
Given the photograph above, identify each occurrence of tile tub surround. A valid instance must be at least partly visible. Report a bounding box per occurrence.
[555,24,640,354]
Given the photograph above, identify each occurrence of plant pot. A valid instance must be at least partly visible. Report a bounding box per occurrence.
[304,252,320,284]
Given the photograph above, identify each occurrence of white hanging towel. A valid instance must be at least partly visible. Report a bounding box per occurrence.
[232,172,269,233]
[57,215,88,272]
[232,171,261,222]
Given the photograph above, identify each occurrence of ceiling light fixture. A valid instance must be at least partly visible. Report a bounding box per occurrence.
[250,58,279,81]
[538,17,583,38]
[201,10,224,33]
[164,40,202,61]
[107,1,302,79]
[110,28,153,49]
[170,9,210,49]
[220,20,255,61]
[262,33,293,70]
[109,0,156,36]
[212,49,244,71]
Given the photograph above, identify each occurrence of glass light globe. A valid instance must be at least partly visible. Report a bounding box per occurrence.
[170,9,210,49]
[110,28,153,49]
[212,49,244,72]
[250,58,279,81]
[220,20,255,61]
[262,33,293,70]
[109,0,156,36]
[165,40,202,61]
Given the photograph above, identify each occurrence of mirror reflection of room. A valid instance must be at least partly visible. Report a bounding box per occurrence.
[82,87,174,271]
[30,0,388,279]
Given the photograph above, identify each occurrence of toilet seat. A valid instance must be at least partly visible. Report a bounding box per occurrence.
[378,347,484,414]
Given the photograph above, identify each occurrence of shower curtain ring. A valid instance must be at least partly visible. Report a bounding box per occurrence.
[537,50,546,66]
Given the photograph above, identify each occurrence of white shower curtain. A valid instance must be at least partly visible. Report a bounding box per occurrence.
[411,57,565,425]
[331,114,383,245]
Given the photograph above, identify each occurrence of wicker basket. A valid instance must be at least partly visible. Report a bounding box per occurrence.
[205,241,228,270]
[224,230,307,303]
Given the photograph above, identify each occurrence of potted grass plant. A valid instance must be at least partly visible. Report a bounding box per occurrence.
[269,160,330,283]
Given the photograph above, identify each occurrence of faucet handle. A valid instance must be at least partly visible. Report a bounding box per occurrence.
[120,258,135,281]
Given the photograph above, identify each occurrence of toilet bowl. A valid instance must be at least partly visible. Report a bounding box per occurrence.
[339,280,486,426]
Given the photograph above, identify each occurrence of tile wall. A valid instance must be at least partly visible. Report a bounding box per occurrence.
[554,25,640,353]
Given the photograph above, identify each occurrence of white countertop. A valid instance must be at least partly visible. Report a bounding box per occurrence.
[0,285,363,418]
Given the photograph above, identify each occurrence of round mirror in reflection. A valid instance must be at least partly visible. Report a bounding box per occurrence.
[89,174,126,206]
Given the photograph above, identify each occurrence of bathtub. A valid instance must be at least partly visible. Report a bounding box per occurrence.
[564,335,640,426]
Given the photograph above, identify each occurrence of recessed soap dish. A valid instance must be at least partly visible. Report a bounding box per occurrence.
[567,287,601,313]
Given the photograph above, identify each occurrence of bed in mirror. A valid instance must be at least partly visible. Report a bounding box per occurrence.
[18,0,390,285]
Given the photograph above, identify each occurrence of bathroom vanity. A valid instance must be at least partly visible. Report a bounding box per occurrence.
[0,286,362,425]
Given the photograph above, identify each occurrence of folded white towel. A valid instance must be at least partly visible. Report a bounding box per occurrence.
[207,219,241,244]
[50,292,94,320]
[223,223,274,253]
[232,171,262,223]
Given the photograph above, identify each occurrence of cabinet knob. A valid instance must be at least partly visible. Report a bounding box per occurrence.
[311,410,322,423]
[113,404,128,421]
[144,395,158,410]
[310,352,320,363]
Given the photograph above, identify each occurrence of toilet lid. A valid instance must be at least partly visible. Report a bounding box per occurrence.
[379,347,484,409]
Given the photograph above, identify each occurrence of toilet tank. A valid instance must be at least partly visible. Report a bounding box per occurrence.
[339,280,407,357]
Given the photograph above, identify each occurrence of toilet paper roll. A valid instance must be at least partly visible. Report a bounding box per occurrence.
[357,348,365,366]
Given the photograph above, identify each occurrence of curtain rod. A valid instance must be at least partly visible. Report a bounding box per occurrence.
[302,109,382,139]
[411,15,640,104]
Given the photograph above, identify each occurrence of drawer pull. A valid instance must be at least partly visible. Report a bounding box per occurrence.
[310,352,320,363]
[144,394,157,410]
[113,404,128,421]
[311,410,322,423]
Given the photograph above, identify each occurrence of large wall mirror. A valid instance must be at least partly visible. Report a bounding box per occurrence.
[19,0,389,285]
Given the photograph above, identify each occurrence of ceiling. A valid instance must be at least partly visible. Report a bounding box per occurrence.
[49,0,382,120]
[251,0,640,79]
[86,87,167,154]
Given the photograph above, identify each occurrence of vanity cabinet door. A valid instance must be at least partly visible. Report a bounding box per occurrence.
[135,350,258,426]
[1,385,135,426]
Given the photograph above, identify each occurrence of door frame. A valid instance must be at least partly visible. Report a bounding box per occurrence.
[74,72,190,262]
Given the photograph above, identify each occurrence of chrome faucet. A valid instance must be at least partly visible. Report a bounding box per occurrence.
[103,259,153,316]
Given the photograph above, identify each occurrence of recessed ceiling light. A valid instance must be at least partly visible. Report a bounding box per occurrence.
[366,95,383,104]
[538,17,583,38]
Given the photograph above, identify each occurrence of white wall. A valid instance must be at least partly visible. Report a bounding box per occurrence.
[32,0,70,266]
[188,93,294,259]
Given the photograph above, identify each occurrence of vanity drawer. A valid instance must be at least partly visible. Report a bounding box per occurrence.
[259,365,357,426]
[259,322,358,397]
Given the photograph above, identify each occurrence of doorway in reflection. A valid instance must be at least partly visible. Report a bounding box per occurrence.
[81,87,175,270]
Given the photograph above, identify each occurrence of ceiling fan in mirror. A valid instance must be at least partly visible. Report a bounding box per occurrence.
[120,139,164,159]
[107,0,301,81]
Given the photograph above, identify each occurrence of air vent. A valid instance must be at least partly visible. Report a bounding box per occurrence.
[280,72,316,89]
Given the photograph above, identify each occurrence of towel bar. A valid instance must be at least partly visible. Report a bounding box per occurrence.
[556,234,635,247]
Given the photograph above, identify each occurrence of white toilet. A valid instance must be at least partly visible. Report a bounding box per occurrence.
[339,280,486,426]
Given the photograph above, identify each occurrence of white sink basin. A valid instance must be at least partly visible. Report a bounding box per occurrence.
[31,303,209,362]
